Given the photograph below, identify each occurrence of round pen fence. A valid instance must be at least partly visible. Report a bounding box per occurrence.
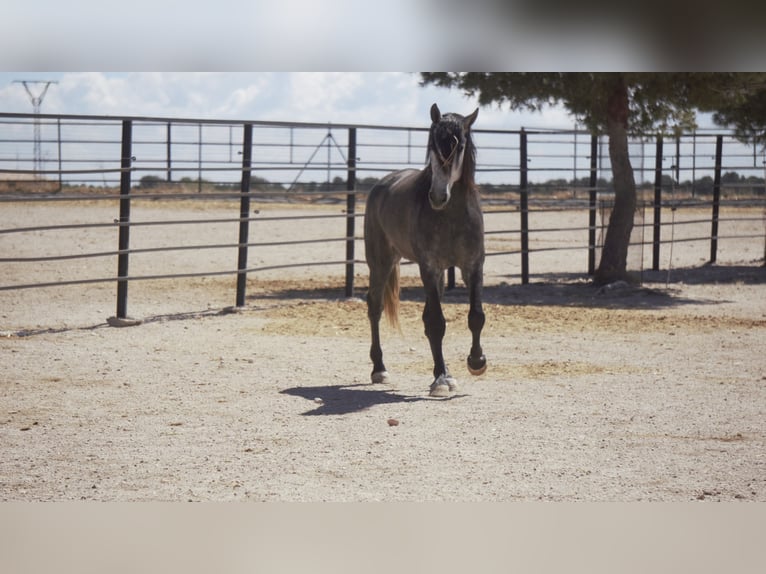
[1,112,764,324]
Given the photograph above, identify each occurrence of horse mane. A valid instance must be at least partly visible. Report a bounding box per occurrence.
[460,131,477,192]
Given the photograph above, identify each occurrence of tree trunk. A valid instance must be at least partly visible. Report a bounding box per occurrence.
[595,76,638,285]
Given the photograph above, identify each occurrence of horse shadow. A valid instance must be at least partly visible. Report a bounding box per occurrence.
[280,383,465,416]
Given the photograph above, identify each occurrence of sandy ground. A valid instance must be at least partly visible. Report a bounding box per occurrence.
[1,199,765,501]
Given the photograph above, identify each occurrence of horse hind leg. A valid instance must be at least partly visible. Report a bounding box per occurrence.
[367,281,388,384]
[366,260,398,385]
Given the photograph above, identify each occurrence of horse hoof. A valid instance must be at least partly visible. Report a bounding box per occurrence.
[371,371,390,385]
[429,374,458,397]
[429,383,450,397]
[467,354,487,376]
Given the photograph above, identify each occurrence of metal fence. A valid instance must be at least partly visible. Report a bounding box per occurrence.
[1,112,764,322]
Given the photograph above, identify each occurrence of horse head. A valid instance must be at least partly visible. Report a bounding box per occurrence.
[426,103,478,210]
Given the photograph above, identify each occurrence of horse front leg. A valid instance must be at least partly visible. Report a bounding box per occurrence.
[465,264,487,376]
[421,268,457,397]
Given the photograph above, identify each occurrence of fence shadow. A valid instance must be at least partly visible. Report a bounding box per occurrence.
[280,383,464,416]
[259,262,764,311]
[254,264,764,311]
[443,280,711,311]
[453,264,763,310]
[640,264,765,286]
[7,265,760,337]
[1,306,243,338]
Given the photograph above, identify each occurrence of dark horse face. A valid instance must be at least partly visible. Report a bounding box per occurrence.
[427,103,479,210]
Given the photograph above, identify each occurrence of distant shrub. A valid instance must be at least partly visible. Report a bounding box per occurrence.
[138,175,165,189]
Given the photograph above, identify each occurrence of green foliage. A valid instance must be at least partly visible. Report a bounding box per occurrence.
[711,81,766,149]
[522,172,765,197]
[421,73,766,137]
[138,175,165,188]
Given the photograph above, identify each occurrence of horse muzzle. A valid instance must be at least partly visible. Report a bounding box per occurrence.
[428,184,451,210]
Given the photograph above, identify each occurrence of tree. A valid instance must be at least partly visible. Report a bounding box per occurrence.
[421,73,765,284]
[711,80,766,150]
[138,175,164,189]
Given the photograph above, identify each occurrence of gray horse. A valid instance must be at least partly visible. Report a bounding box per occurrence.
[364,103,487,397]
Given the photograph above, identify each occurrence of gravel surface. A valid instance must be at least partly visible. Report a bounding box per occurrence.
[1,200,764,501]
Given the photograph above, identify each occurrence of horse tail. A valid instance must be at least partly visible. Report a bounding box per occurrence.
[382,262,401,330]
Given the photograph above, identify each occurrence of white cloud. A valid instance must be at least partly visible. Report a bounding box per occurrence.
[62,73,128,113]
[0,72,575,132]
[287,73,364,119]
[214,85,266,118]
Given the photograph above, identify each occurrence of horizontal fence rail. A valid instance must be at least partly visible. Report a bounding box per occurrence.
[1,112,764,325]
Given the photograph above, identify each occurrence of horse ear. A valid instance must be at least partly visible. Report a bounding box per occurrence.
[464,108,479,129]
[430,103,441,124]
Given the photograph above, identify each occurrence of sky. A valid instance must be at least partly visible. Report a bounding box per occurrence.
[1,72,755,188]
[0,72,576,131]
[1,72,581,188]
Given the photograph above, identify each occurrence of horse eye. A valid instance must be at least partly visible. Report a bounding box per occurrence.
[437,138,452,157]
[434,129,461,159]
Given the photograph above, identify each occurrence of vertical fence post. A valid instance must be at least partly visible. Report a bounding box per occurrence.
[166,122,172,183]
[447,267,456,290]
[588,134,598,275]
[57,118,63,193]
[235,123,253,308]
[710,134,723,263]
[345,128,357,298]
[115,120,133,320]
[519,129,529,284]
[197,124,203,194]
[652,135,664,271]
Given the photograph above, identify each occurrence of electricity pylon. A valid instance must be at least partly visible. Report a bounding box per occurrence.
[14,80,57,178]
